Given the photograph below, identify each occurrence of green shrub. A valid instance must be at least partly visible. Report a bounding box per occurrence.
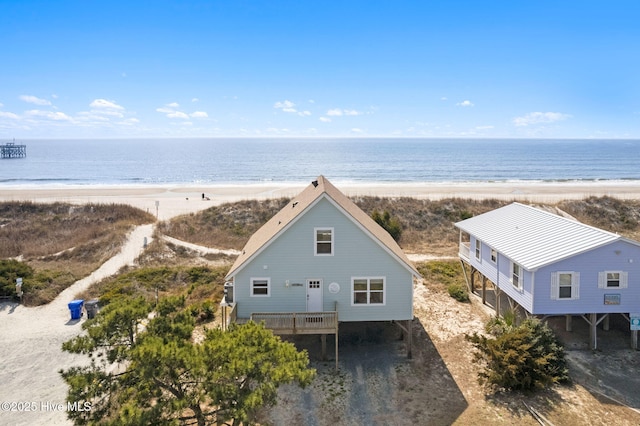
[371,209,402,242]
[447,282,469,302]
[466,317,569,390]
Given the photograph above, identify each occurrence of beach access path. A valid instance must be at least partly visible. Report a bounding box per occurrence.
[0,224,154,426]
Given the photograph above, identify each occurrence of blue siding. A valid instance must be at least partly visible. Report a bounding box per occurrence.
[534,240,640,315]
[233,197,414,321]
[468,236,534,312]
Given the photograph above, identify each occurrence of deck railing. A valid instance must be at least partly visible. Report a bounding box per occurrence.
[250,311,338,334]
[459,242,471,260]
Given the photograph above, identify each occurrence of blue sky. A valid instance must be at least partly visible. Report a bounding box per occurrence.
[1,1,638,139]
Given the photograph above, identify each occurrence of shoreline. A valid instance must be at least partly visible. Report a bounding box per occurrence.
[2,181,640,220]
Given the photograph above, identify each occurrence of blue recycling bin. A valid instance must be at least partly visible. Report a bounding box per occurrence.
[68,299,84,320]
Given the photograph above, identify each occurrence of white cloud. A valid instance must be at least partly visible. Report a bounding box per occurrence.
[120,118,140,125]
[456,100,474,107]
[156,107,173,114]
[0,111,20,119]
[90,99,124,110]
[327,108,362,117]
[190,111,208,118]
[24,109,72,121]
[298,110,311,117]
[475,125,494,130]
[20,95,51,106]
[440,97,448,101]
[274,100,296,110]
[513,112,571,127]
[0,102,3,107]
[191,98,199,102]
[319,117,331,123]
[167,111,190,119]
[350,128,364,134]
[167,102,180,108]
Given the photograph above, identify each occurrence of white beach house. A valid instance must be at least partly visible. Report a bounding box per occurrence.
[455,202,640,349]
[221,176,420,362]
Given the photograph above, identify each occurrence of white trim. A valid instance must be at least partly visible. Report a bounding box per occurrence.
[351,276,386,306]
[314,227,334,256]
[511,261,522,291]
[475,239,482,262]
[551,271,579,300]
[490,247,497,264]
[250,277,270,297]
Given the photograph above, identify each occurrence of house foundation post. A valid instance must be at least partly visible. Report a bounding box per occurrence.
[603,314,610,331]
[632,330,638,350]
[321,334,327,361]
[565,315,572,332]
[589,313,598,350]
[482,277,487,305]
[406,318,413,359]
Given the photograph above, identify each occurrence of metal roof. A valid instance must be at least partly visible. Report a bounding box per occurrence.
[455,202,622,271]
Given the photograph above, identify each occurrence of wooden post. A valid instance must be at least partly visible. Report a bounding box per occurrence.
[603,314,610,331]
[591,314,597,350]
[495,285,501,316]
[632,330,638,350]
[321,334,327,361]
[565,315,572,332]
[482,277,487,305]
[406,318,413,359]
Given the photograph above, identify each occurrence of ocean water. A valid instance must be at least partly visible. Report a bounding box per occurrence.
[1,138,639,186]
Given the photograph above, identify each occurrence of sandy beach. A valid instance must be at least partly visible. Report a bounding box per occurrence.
[2,181,640,220]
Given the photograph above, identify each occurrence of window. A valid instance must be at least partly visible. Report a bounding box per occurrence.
[475,239,481,261]
[490,248,497,263]
[251,278,270,297]
[551,271,580,300]
[352,277,385,305]
[598,271,628,289]
[315,228,333,255]
[511,262,522,290]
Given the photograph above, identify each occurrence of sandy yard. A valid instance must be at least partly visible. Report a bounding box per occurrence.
[0,225,154,426]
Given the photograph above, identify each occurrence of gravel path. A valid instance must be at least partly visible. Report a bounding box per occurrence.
[0,224,154,426]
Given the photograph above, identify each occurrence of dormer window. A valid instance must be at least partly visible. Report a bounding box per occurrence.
[315,228,334,256]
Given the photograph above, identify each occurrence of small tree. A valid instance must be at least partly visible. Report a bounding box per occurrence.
[466,317,569,391]
[371,209,402,242]
[61,296,315,425]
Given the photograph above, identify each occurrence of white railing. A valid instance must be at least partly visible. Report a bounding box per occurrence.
[250,311,338,334]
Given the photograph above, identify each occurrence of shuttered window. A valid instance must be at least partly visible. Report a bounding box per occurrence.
[551,272,580,300]
[598,271,628,289]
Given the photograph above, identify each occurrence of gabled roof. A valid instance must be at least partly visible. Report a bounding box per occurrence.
[226,175,420,279]
[455,202,634,271]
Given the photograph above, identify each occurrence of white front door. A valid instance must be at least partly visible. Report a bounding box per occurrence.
[307,279,323,312]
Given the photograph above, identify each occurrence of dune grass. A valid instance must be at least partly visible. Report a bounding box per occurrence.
[0,201,155,305]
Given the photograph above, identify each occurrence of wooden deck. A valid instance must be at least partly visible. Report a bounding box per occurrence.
[250,311,338,335]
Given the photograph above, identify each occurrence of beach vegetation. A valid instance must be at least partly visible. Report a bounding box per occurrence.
[61,296,315,426]
[76,264,229,311]
[371,209,402,241]
[0,201,154,305]
[466,317,569,391]
[418,260,469,302]
[0,259,34,299]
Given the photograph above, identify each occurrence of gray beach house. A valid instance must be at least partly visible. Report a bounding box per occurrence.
[456,202,640,349]
[221,175,420,362]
